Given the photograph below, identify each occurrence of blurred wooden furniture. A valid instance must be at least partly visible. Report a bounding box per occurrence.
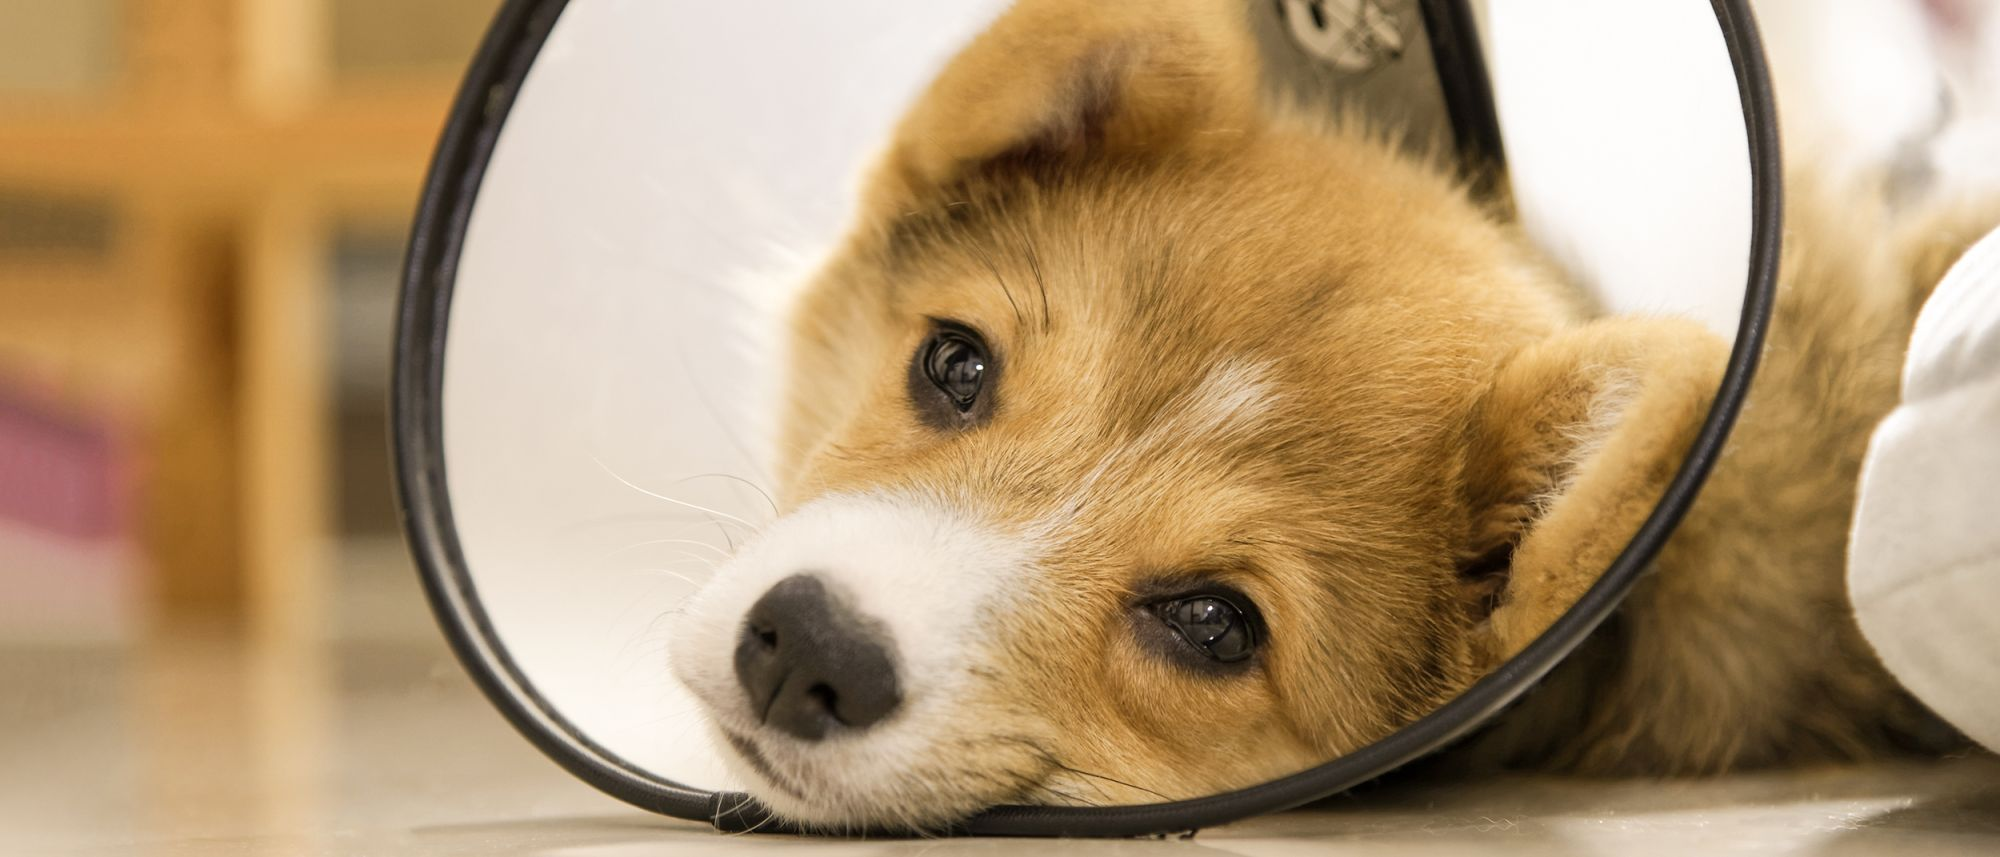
[0,0,494,633]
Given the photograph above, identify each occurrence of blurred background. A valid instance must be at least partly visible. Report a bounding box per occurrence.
[0,0,500,643]
[0,3,634,848]
[0,4,594,845]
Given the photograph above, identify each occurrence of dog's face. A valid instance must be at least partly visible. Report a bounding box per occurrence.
[669,0,1727,829]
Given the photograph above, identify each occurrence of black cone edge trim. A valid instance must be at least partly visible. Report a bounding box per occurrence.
[393,0,1781,838]
[1419,0,1508,195]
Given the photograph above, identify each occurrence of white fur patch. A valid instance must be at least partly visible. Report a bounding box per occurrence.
[667,492,1033,822]
[1121,358,1278,458]
[1047,358,1278,531]
[1177,358,1279,437]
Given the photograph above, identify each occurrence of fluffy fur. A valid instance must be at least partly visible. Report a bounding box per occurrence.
[668,0,1998,829]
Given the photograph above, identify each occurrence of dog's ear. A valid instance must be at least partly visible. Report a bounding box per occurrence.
[861,0,1261,217]
[1460,318,1731,664]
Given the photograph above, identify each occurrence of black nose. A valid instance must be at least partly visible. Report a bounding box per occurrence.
[734,574,901,740]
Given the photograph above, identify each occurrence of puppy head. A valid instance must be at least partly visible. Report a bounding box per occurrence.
[669,0,1729,829]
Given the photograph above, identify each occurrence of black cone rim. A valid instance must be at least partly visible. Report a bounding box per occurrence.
[393,0,1780,838]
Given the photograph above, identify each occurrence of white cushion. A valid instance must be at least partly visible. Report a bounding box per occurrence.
[1849,224,2000,752]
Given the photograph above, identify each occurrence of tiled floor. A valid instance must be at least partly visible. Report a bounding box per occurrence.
[4,568,1998,856]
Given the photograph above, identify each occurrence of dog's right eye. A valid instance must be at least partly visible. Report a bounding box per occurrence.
[923,330,986,409]
[907,321,997,429]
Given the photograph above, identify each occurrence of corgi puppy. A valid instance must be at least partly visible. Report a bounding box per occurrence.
[667,0,1996,829]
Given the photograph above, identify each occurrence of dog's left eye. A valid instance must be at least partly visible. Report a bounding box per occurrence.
[1155,595,1257,662]
[920,328,988,412]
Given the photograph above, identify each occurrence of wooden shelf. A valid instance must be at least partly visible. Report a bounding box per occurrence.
[0,0,494,635]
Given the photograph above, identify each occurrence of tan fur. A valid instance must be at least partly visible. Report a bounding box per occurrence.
[1460,179,2000,773]
[763,0,1995,822]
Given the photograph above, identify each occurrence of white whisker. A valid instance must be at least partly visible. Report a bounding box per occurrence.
[674,472,780,519]
[625,566,706,587]
[603,536,734,561]
[591,454,760,529]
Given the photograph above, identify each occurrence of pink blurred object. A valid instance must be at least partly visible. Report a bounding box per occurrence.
[1921,0,1981,35]
[0,388,126,544]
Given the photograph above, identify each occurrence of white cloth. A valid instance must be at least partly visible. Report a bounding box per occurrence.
[1849,224,2000,752]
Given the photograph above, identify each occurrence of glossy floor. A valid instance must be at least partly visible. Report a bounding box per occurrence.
[4,570,1998,856]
